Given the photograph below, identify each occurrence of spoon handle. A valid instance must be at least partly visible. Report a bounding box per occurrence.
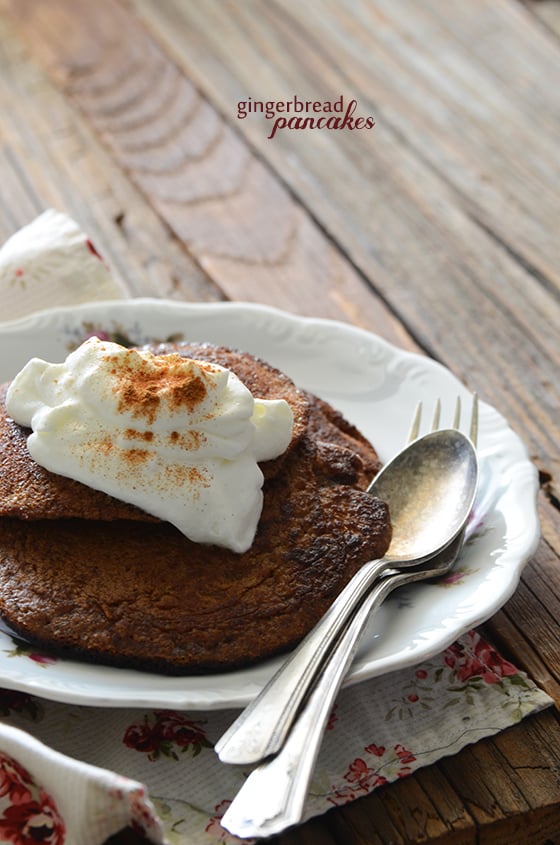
[215,556,390,765]
[221,540,463,839]
[220,567,413,839]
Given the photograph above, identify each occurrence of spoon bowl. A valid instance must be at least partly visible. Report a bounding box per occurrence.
[369,428,479,562]
[216,429,478,766]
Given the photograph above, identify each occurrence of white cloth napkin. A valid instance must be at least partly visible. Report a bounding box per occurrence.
[0,212,552,845]
[1,210,127,322]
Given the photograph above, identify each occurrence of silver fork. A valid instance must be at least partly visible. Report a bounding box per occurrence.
[220,395,479,840]
[216,396,479,768]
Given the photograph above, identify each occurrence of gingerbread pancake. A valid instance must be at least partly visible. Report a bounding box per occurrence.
[0,343,391,674]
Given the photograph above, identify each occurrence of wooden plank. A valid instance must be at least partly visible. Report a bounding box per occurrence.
[276,817,341,844]
[440,711,560,844]
[484,610,560,706]
[1,0,412,350]
[497,546,560,695]
[364,771,474,844]
[524,0,560,39]
[480,519,560,707]
[330,791,406,844]
[134,0,560,285]
[0,12,217,304]
[129,0,560,506]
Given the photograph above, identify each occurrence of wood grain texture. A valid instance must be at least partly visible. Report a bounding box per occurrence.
[131,0,560,721]
[0,13,217,303]
[0,1,559,843]
[441,710,560,843]
[0,0,412,351]
[526,0,560,38]
[132,0,560,513]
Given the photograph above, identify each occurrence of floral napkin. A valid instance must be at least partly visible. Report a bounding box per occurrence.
[0,212,552,845]
[1,210,127,323]
[0,631,552,845]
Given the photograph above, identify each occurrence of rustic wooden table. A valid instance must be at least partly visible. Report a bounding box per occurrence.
[0,1,559,842]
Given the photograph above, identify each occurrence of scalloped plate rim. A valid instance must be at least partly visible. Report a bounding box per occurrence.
[0,299,540,709]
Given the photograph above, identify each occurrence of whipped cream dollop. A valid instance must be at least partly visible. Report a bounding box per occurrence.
[6,337,294,553]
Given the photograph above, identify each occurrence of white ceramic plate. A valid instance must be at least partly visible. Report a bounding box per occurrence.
[0,300,539,710]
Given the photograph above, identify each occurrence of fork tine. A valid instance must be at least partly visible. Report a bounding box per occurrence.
[452,396,461,430]
[431,398,441,431]
[469,393,479,449]
[407,401,423,444]
[408,393,478,447]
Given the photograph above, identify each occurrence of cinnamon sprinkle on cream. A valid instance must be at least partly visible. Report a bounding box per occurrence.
[106,351,220,425]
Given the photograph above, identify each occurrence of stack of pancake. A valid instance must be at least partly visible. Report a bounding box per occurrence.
[0,342,391,674]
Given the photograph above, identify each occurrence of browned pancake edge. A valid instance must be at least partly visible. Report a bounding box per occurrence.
[0,342,390,674]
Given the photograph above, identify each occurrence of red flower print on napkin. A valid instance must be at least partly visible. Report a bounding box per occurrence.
[329,742,417,807]
[85,239,104,262]
[0,754,33,805]
[0,753,65,844]
[123,710,212,761]
[444,630,519,684]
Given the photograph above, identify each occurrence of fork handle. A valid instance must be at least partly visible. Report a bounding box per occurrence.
[221,539,464,839]
[215,556,392,765]
[220,568,409,839]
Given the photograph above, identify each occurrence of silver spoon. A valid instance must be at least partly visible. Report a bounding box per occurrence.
[216,429,478,766]
[220,535,465,839]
